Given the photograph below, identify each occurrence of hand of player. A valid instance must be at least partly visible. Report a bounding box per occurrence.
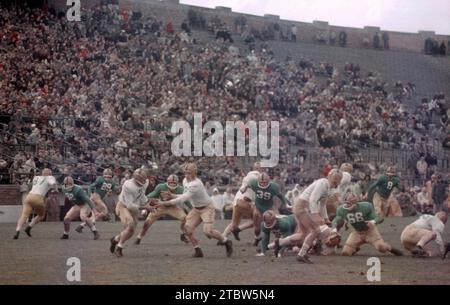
[361,193,368,201]
[324,218,332,226]
[147,198,159,206]
[365,220,376,229]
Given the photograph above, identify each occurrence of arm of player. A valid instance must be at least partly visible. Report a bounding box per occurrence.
[367,203,384,224]
[88,177,101,196]
[365,179,380,199]
[332,210,345,232]
[159,188,193,207]
[146,184,162,198]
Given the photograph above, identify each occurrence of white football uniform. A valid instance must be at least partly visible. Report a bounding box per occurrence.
[298,178,332,219]
[29,176,57,197]
[118,179,149,212]
[330,171,352,201]
[233,170,260,206]
[410,214,445,252]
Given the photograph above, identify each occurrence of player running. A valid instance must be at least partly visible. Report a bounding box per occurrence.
[76,168,116,233]
[13,168,57,239]
[110,168,153,257]
[156,163,233,258]
[364,167,404,217]
[332,192,403,256]
[134,174,191,245]
[400,212,448,258]
[61,177,99,240]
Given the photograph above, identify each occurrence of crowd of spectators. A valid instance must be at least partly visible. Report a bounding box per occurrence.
[0,3,449,200]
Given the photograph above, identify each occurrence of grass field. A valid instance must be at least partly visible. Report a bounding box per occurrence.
[1,217,449,285]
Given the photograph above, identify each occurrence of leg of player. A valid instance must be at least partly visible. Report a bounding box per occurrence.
[179,217,189,243]
[185,209,204,257]
[222,199,246,240]
[62,206,81,239]
[412,231,437,257]
[297,216,320,264]
[80,205,99,240]
[14,195,41,239]
[135,211,160,245]
[201,205,232,257]
[252,209,263,246]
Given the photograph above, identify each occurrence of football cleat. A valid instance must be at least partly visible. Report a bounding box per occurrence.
[13,231,19,240]
[180,233,189,244]
[25,226,32,237]
[134,238,141,245]
[110,237,118,253]
[296,255,313,264]
[93,231,100,240]
[60,234,69,240]
[75,225,84,234]
[225,240,233,257]
[193,247,204,258]
[390,247,403,256]
[232,228,241,241]
[411,245,426,258]
[114,246,123,257]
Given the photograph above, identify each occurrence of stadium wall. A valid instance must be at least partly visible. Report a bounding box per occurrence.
[0,185,22,223]
[47,0,450,54]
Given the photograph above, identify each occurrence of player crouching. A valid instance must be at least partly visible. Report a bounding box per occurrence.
[61,177,99,240]
[333,192,403,257]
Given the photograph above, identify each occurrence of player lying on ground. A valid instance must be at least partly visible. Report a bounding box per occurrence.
[400,212,448,258]
[135,174,191,245]
[110,168,154,257]
[76,168,116,233]
[222,162,262,242]
[14,168,57,239]
[61,177,99,240]
[332,192,403,256]
[155,163,232,258]
[293,169,342,264]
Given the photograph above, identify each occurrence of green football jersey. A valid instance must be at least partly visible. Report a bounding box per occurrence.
[62,185,94,209]
[88,176,116,199]
[333,201,382,232]
[367,175,402,199]
[261,214,297,253]
[249,180,286,213]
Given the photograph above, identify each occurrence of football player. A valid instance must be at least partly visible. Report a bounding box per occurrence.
[13,168,57,239]
[135,174,191,245]
[400,212,448,258]
[333,192,403,256]
[61,177,99,240]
